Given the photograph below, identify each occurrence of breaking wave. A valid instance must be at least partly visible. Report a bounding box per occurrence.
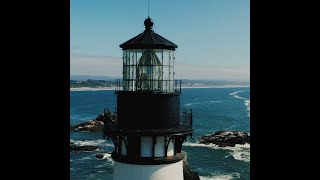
[78,156,93,161]
[183,142,250,163]
[244,99,250,117]
[70,139,114,147]
[184,101,223,107]
[230,90,250,117]
[229,90,246,96]
[100,153,112,160]
[97,153,114,165]
[199,172,240,180]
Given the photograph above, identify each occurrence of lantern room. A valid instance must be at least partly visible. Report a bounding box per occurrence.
[119,17,178,93]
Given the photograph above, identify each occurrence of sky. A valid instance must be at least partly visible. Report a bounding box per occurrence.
[70,0,250,81]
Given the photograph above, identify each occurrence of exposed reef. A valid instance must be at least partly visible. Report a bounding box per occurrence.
[199,130,250,147]
[71,110,116,132]
[70,142,101,152]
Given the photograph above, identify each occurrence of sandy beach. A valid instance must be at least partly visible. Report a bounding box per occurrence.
[70,85,249,91]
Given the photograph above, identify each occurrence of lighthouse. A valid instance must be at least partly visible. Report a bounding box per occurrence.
[104,17,193,180]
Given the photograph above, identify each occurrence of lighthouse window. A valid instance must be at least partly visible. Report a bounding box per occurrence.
[137,50,162,91]
[121,49,176,93]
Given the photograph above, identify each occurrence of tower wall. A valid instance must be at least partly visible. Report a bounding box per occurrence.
[117,92,180,129]
[113,160,184,180]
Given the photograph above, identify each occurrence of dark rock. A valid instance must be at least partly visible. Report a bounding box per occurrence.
[199,130,250,147]
[183,159,200,180]
[96,154,104,159]
[71,111,116,132]
[70,144,101,152]
[95,113,104,122]
[71,120,104,132]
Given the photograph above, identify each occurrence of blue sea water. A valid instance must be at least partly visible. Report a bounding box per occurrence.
[70,87,250,180]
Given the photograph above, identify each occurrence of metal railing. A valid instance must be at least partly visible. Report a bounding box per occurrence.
[115,79,181,94]
[103,107,192,135]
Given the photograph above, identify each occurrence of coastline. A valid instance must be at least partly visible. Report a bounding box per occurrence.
[70,87,115,91]
[70,85,250,91]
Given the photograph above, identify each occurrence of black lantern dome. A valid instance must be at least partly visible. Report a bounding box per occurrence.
[144,17,154,30]
[120,17,178,50]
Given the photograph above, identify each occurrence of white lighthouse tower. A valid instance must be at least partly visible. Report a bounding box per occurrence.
[104,17,193,180]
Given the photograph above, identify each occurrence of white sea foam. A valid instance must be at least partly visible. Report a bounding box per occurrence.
[185,101,223,107]
[184,102,201,106]
[199,172,240,180]
[209,101,223,103]
[231,144,250,162]
[70,168,75,171]
[96,153,113,163]
[101,153,112,160]
[183,142,250,163]
[229,90,247,100]
[94,164,106,168]
[233,95,246,100]
[244,99,250,117]
[199,175,233,180]
[183,142,217,148]
[78,156,93,161]
[70,139,113,147]
[229,90,246,96]
[244,99,250,107]
[95,153,114,165]
[104,154,114,165]
[230,90,250,117]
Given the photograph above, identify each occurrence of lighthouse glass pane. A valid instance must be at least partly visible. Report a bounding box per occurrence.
[162,50,175,92]
[121,136,127,155]
[137,49,162,91]
[123,50,127,65]
[154,136,165,157]
[122,49,176,93]
[130,50,135,65]
[136,50,143,64]
[122,50,139,91]
[167,140,174,156]
[163,50,170,67]
[140,136,153,157]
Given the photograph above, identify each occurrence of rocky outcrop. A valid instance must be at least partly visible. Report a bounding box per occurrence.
[71,111,116,132]
[71,120,104,131]
[70,143,101,152]
[199,130,250,147]
[95,154,104,159]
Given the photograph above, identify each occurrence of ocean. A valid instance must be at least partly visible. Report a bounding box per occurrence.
[70,87,250,180]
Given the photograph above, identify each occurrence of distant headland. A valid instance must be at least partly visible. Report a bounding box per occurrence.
[70,77,249,90]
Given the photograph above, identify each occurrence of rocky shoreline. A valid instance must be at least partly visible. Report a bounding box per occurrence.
[199,130,250,147]
[70,111,116,132]
[70,142,102,152]
[71,120,104,131]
